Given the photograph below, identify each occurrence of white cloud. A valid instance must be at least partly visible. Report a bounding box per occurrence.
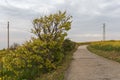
[71,34,102,38]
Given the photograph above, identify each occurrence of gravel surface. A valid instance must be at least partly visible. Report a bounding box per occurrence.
[65,45,120,80]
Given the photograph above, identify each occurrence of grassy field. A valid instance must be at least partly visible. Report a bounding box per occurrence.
[88,41,120,63]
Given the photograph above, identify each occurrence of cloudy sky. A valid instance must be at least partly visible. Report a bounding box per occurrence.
[0,0,120,49]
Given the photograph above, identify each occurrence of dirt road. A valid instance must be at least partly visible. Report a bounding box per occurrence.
[65,45,120,80]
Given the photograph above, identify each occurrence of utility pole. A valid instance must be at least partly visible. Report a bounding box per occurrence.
[103,23,106,41]
[7,21,9,50]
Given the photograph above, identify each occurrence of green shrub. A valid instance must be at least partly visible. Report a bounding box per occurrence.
[0,11,72,80]
[1,38,66,79]
[62,39,76,53]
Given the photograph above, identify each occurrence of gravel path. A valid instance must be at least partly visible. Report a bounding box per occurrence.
[65,45,120,80]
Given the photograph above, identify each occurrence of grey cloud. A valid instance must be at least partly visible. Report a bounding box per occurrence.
[1,0,120,49]
[55,0,120,41]
[0,5,40,19]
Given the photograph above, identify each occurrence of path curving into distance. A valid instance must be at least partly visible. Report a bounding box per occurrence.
[65,45,120,80]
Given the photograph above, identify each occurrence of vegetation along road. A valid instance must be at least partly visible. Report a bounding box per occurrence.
[65,45,120,80]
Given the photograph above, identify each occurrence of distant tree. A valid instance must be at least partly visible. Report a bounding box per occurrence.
[10,43,20,50]
[31,11,72,42]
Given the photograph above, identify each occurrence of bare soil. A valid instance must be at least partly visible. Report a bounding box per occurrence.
[65,45,120,80]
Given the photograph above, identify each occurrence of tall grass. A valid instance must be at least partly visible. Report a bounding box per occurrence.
[89,41,120,52]
[88,41,120,63]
